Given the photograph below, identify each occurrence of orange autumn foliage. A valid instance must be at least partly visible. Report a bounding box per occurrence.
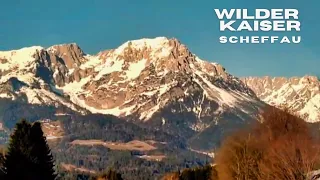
[216,107,320,180]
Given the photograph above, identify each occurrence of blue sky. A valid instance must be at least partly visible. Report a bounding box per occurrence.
[0,0,319,77]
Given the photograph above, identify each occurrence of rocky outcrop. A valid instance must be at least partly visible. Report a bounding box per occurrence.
[47,43,86,69]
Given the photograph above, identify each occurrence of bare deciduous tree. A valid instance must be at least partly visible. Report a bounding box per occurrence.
[258,135,319,180]
[215,107,320,180]
[216,131,263,180]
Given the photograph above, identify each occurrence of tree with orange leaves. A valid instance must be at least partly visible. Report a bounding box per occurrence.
[216,107,320,180]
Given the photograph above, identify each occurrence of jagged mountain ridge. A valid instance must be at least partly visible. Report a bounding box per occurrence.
[1,37,319,178]
[242,76,320,122]
[0,37,265,149]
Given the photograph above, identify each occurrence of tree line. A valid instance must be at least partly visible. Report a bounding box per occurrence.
[0,120,123,180]
[0,119,56,179]
[1,106,320,180]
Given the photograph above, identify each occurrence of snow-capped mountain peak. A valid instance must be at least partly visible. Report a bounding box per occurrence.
[46,37,261,122]
[242,76,320,122]
[0,46,44,71]
[0,37,263,127]
[115,37,171,53]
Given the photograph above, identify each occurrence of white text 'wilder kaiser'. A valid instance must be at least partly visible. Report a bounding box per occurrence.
[214,9,301,44]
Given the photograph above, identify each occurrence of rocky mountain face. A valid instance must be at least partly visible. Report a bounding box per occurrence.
[242,76,320,122]
[0,37,265,150]
[2,37,319,179]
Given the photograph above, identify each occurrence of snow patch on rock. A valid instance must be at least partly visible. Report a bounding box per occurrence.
[0,46,43,71]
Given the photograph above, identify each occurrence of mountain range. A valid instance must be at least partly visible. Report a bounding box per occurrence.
[242,76,320,122]
[0,37,262,141]
[0,37,319,178]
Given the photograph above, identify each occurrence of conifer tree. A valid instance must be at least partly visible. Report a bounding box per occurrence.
[3,119,35,179]
[30,122,56,180]
[3,119,56,180]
